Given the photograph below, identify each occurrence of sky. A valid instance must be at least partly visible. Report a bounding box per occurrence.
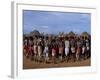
[23,10,91,35]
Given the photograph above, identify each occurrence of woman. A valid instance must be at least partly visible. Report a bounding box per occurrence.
[82,45,86,60]
[85,38,90,59]
[64,37,69,62]
[76,38,81,61]
[23,38,28,56]
[37,40,42,62]
[76,46,81,61]
[28,39,33,59]
[59,41,64,62]
[52,43,56,63]
[44,42,49,63]
[23,43,29,57]
[33,39,38,62]
[70,39,76,62]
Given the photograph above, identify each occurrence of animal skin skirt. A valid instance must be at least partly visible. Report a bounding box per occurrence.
[65,47,69,56]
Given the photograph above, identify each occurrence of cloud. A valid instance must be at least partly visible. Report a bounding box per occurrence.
[72,28,81,33]
[23,10,90,34]
[80,14,90,19]
[41,26,49,29]
[50,12,62,16]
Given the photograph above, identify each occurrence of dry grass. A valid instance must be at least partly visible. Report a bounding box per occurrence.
[23,56,90,69]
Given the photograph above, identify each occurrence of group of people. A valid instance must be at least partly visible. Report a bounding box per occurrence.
[23,35,91,63]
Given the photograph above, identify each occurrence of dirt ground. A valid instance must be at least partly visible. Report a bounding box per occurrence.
[23,56,91,69]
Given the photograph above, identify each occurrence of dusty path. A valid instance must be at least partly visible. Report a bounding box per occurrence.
[23,56,90,69]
